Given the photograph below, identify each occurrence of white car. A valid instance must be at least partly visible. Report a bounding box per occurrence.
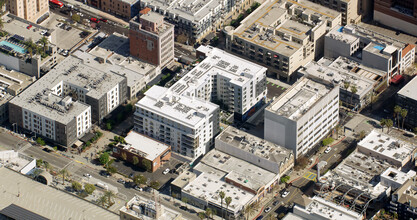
[40,30,47,35]
[264,207,272,213]
[281,190,290,198]
[324,147,331,154]
[134,186,143,191]
[56,22,64,28]
[163,168,170,175]
[84,173,92,178]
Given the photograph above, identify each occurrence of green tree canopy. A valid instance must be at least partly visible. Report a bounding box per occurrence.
[99,152,110,165]
[71,181,82,192]
[84,183,96,194]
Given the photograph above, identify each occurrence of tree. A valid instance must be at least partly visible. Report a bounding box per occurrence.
[36,159,43,167]
[359,130,366,140]
[133,175,147,185]
[84,183,96,194]
[350,85,357,108]
[225,197,232,219]
[104,190,115,205]
[394,105,401,127]
[205,208,212,219]
[27,47,33,57]
[245,203,256,220]
[106,122,112,130]
[380,118,387,132]
[219,191,225,219]
[36,137,45,146]
[142,159,152,172]
[39,36,49,53]
[150,180,160,189]
[198,212,206,220]
[280,175,290,184]
[71,181,82,192]
[322,137,334,146]
[133,156,139,165]
[125,104,133,113]
[121,152,127,161]
[71,14,81,23]
[386,119,393,133]
[44,161,52,171]
[278,213,285,219]
[59,169,69,185]
[401,108,408,129]
[99,152,110,165]
[98,195,107,207]
[106,166,117,175]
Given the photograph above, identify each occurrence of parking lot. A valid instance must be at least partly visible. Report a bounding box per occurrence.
[112,157,184,189]
[266,81,287,99]
[42,12,89,50]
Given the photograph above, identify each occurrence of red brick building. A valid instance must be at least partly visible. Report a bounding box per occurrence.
[129,8,174,69]
[374,0,417,36]
[112,131,171,172]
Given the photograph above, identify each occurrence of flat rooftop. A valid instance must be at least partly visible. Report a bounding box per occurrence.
[0,150,34,173]
[137,85,218,127]
[139,0,223,22]
[395,179,417,207]
[0,167,119,220]
[381,167,416,187]
[199,149,277,192]
[398,74,417,101]
[2,13,52,43]
[346,24,410,49]
[216,126,293,165]
[267,77,332,120]
[184,163,255,213]
[363,42,396,59]
[320,151,391,198]
[120,131,169,161]
[120,194,182,220]
[325,56,386,79]
[172,46,266,95]
[358,130,416,164]
[0,67,34,105]
[301,59,374,97]
[326,26,359,44]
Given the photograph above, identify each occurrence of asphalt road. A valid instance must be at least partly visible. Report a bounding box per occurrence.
[24,146,72,170]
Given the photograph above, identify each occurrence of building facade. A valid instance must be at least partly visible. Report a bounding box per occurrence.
[390,178,417,220]
[6,0,49,23]
[225,0,341,82]
[87,0,139,19]
[265,77,339,158]
[397,76,417,128]
[129,8,174,69]
[374,0,417,36]
[308,0,361,25]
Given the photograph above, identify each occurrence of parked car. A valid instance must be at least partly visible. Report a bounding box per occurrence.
[66,26,72,31]
[40,30,47,35]
[324,146,331,154]
[61,50,68,56]
[117,178,125,184]
[43,147,52,153]
[129,173,135,178]
[99,18,107,22]
[99,170,110,178]
[84,173,92,178]
[27,25,32,29]
[256,215,264,220]
[264,207,272,213]
[90,18,99,23]
[56,22,63,28]
[134,186,143,191]
[163,168,170,175]
[281,190,290,198]
[272,200,279,206]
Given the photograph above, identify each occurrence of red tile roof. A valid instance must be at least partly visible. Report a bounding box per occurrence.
[402,44,415,58]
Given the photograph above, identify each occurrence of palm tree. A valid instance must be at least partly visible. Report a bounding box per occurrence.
[380,119,386,132]
[104,190,115,205]
[205,208,212,219]
[225,197,232,219]
[198,212,206,220]
[386,119,393,133]
[394,105,401,128]
[350,85,357,109]
[59,169,69,185]
[343,81,350,106]
[98,195,107,207]
[39,37,48,53]
[245,204,256,220]
[401,109,408,129]
[219,191,225,219]
[27,47,33,57]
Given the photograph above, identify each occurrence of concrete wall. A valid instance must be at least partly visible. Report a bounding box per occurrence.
[20,158,36,174]
[362,49,390,72]
[374,9,417,37]
[264,111,298,156]
[0,52,20,72]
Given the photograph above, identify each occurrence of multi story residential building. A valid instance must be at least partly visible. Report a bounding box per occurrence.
[308,0,361,25]
[112,131,171,172]
[9,56,128,146]
[396,76,417,128]
[264,77,339,158]
[374,0,417,36]
[225,0,341,82]
[390,178,417,220]
[139,0,254,42]
[324,25,416,79]
[0,14,58,78]
[77,33,161,100]
[87,0,140,19]
[129,8,174,69]
[215,126,294,174]
[6,0,49,23]
[134,86,220,161]
[0,67,35,124]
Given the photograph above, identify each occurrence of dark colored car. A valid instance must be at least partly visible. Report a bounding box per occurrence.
[256,215,264,220]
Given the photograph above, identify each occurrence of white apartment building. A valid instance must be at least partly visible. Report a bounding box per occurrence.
[265,77,339,158]
[225,0,341,82]
[324,25,416,79]
[134,86,219,161]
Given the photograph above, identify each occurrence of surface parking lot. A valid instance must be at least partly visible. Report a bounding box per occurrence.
[266,81,287,99]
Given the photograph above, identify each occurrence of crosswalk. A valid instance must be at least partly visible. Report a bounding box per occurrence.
[303,172,317,181]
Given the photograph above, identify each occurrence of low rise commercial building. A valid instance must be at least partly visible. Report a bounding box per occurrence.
[139,0,253,42]
[174,149,279,218]
[306,0,361,25]
[78,33,160,99]
[9,56,128,147]
[88,0,140,19]
[112,131,171,172]
[0,14,58,78]
[120,194,183,220]
[380,167,416,191]
[265,77,339,158]
[396,76,417,128]
[324,25,415,79]
[390,178,417,220]
[0,150,36,174]
[357,130,417,168]
[0,67,35,124]
[225,0,341,81]
[215,126,293,174]
[129,9,175,69]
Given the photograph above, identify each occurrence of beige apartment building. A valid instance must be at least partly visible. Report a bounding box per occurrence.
[225,0,341,82]
[308,0,361,25]
[6,0,49,23]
